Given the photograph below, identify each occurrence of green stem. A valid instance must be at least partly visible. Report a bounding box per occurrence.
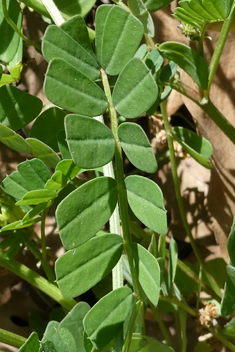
[94,115,123,290]
[18,229,55,283]
[2,0,41,52]
[100,68,145,331]
[41,209,48,262]
[159,296,197,317]
[41,0,64,26]
[204,6,235,99]
[160,99,222,298]
[149,302,174,348]
[167,80,235,145]
[0,251,76,311]
[0,328,26,348]
[207,327,235,352]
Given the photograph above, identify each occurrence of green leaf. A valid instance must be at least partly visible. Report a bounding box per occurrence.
[227,264,235,286]
[193,342,210,352]
[159,42,209,89]
[19,332,39,352]
[171,126,212,169]
[125,175,167,235]
[41,302,90,352]
[65,114,115,169]
[42,25,99,81]
[44,58,107,117]
[143,0,174,12]
[55,160,81,179]
[56,176,118,249]
[227,216,235,266]
[128,0,155,37]
[56,234,123,298]
[168,237,178,290]
[221,276,235,316]
[118,122,157,173]
[221,317,235,340]
[135,44,148,59]
[133,243,160,305]
[22,202,51,224]
[0,0,22,63]
[0,65,2,79]
[159,61,177,82]
[26,138,61,168]
[29,107,66,152]
[1,159,51,205]
[129,333,175,351]
[113,58,158,118]
[0,123,32,153]
[54,0,96,17]
[95,5,144,75]
[0,85,42,130]
[45,171,67,191]
[84,286,134,350]
[145,49,164,74]
[16,189,57,206]
[160,86,172,102]
[60,15,96,60]
[0,217,41,232]
[57,130,72,160]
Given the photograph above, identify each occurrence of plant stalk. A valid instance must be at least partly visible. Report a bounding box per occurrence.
[159,296,197,317]
[204,6,235,99]
[0,251,76,311]
[2,0,41,52]
[41,0,64,26]
[94,115,123,290]
[160,99,222,298]
[100,68,145,331]
[0,328,26,348]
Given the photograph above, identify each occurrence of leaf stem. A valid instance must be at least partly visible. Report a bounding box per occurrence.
[40,0,64,26]
[204,6,235,99]
[0,251,76,311]
[159,296,197,317]
[149,302,174,348]
[0,328,26,348]
[160,99,222,298]
[168,80,235,145]
[94,115,123,290]
[100,68,144,321]
[2,0,41,52]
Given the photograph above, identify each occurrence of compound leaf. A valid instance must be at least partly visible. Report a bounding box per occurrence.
[125,175,167,235]
[56,176,118,249]
[95,5,144,75]
[118,122,157,173]
[56,234,123,298]
[113,58,158,118]
[65,114,115,168]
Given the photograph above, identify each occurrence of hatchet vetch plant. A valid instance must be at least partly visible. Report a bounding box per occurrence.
[1,0,235,351]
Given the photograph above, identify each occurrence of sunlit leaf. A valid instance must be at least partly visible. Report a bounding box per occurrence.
[143,0,174,12]
[113,58,158,118]
[44,59,107,116]
[16,189,57,206]
[95,5,144,75]
[54,0,96,17]
[19,332,39,352]
[44,171,67,191]
[0,124,32,153]
[26,138,60,168]
[145,49,164,74]
[55,160,81,179]
[129,333,175,351]
[128,0,155,37]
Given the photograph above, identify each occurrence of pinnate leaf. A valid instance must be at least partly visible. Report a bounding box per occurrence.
[118,122,157,173]
[113,58,158,118]
[56,234,123,298]
[84,286,134,349]
[125,175,167,235]
[56,176,118,249]
[65,114,115,168]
